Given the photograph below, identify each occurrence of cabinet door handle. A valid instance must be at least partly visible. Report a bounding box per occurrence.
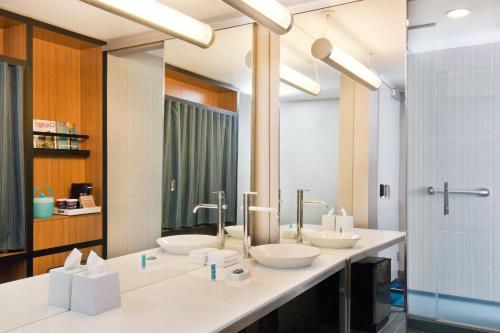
[170,180,176,192]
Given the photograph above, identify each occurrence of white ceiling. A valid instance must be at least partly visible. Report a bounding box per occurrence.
[0,0,307,40]
[0,0,406,97]
[408,0,500,53]
[281,0,406,100]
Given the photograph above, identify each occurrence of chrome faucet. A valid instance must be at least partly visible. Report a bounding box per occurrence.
[242,192,280,258]
[193,191,227,249]
[296,189,328,243]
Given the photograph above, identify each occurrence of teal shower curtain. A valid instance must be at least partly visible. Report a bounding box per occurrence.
[162,96,238,228]
[0,62,25,251]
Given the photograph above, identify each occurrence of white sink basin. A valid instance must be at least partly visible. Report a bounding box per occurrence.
[303,231,361,249]
[156,235,217,254]
[225,225,244,239]
[280,224,319,239]
[249,244,321,269]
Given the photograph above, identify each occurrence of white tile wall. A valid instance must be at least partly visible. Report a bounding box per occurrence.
[408,42,500,302]
[107,53,164,258]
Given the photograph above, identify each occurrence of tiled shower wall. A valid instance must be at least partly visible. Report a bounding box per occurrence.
[407,42,500,301]
[107,53,164,258]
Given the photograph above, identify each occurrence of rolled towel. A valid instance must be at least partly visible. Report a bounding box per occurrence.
[189,257,207,266]
[189,248,217,258]
[207,257,241,268]
[207,249,238,261]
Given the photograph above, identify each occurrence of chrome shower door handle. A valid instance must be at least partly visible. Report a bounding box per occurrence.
[444,182,449,215]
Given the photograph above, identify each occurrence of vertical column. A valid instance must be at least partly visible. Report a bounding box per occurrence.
[250,24,280,245]
[338,75,374,228]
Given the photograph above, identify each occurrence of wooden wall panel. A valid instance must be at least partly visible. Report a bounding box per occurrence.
[33,214,102,250]
[165,67,237,112]
[0,260,27,283]
[33,245,102,275]
[0,17,26,60]
[81,47,103,205]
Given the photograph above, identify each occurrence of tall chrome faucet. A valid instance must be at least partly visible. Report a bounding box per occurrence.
[193,191,227,249]
[242,192,280,258]
[296,189,328,243]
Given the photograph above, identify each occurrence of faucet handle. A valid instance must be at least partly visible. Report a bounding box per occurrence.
[212,190,225,194]
[297,188,310,192]
[243,191,258,196]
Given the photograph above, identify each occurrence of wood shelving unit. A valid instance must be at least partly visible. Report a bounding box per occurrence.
[0,8,106,282]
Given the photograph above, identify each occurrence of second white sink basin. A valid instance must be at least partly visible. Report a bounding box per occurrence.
[304,231,361,249]
[156,235,217,254]
[249,244,321,269]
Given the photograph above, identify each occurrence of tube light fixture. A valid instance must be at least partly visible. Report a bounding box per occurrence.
[222,0,293,35]
[311,38,381,90]
[80,0,215,48]
[280,64,320,96]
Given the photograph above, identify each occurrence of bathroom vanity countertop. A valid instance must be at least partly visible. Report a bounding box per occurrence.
[0,247,203,333]
[6,254,345,333]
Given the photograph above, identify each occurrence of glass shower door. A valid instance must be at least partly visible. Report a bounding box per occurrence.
[407,0,500,329]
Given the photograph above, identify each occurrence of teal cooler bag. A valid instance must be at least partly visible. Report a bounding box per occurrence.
[33,186,54,219]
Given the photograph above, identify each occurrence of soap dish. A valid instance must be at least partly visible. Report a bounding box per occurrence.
[226,268,251,281]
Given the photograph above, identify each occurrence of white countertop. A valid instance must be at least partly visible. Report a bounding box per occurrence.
[0,248,202,333]
[1,228,405,333]
[5,255,345,333]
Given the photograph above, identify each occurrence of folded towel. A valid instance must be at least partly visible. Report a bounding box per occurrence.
[207,249,238,260]
[189,257,207,265]
[207,257,241,268]
[207,254,240,264]
[189,248,217,258]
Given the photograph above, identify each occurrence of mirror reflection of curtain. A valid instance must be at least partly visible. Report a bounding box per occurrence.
[162,97,238,228]
[0,62,25,251]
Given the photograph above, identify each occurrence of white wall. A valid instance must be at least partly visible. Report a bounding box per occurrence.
[236,93,252,225]
[375,83,402,281]
[107,52,164,258]
[280,98,339,225]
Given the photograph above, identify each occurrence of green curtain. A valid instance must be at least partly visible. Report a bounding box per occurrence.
[0,62,25,251]
[162,97,238,228]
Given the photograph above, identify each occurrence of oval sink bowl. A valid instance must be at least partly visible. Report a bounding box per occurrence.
[225,225,244,239]
[249,244,321,269]
[304,231,361,249]
[280,225,317,240]
[156,235,217,255]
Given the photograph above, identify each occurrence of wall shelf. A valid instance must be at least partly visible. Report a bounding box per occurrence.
[33,148,90,157]
[33,131,89,140]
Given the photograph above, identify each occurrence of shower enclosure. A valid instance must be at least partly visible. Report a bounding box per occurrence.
[407,0,500,330]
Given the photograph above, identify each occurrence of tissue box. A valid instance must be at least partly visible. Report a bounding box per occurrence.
[48,266,84,309]
[70,271,121,315]
[321,215,336,230]
[336,216,354,233]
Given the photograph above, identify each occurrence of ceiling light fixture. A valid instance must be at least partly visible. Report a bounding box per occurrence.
[222,0,293,35]
[311,38,381,90]
[80,0,215,48]
[446,8,471,18]
[280,64,321,96]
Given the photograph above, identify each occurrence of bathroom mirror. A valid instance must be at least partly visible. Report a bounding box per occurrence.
[279,10,342,226]
[162,24,253,232]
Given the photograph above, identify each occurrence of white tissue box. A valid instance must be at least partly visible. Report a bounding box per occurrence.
[48,266,84,309]
[321,215,336,230]
[70,271,121,316]
[335,216,354,233]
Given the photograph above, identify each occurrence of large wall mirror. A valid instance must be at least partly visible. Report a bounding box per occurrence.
[162,25,253,232]
[280,10,342,227]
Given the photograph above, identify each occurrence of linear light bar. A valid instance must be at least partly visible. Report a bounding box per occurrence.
[80,0,215,48]
[222,0,293,35]
[311,38,381,90]
[280,64,320,96]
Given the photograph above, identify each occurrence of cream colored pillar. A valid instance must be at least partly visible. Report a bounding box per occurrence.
[250,24,280,245]
[338,76,372,228]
